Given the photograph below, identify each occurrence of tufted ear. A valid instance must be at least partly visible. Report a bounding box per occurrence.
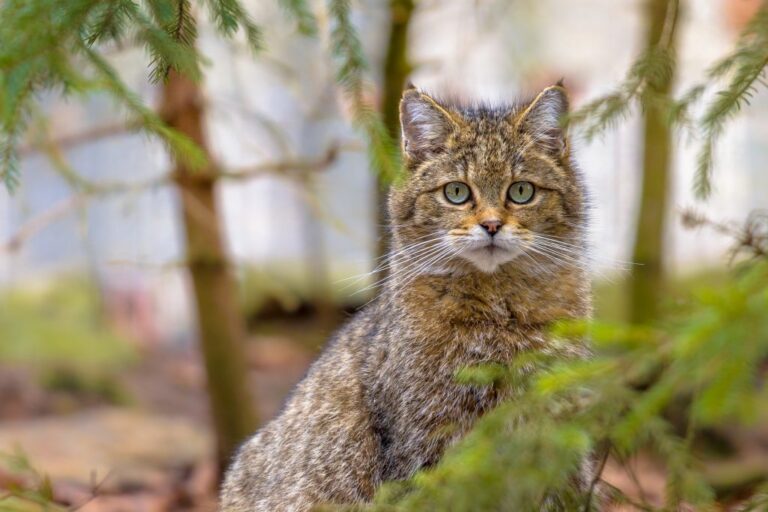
[515,85,569,158]
[399,87,461,164]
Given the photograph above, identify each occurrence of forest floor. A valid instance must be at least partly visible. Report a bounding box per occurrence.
[0,327,317,512]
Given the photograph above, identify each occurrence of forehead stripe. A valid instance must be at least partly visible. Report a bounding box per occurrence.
[522,150,568,181]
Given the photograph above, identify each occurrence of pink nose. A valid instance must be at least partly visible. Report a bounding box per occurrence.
[480,219,502,235]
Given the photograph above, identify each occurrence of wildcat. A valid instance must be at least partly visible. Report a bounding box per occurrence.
[221,83,592,511]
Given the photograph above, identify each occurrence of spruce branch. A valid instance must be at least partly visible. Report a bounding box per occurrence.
[0,59,44,191]
[327,0,402,184]
[0,0,105,190]
[81,43,207,170]
[132,0,202,83]
[692,3,768,198]
[566,0,679,141]
[203,0,263,52]
[278,0,318,36]
[84,0,137,46]
[568,0,768,201]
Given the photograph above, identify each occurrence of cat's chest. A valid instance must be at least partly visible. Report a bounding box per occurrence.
[373,320,544,401]
[369,324,532,478]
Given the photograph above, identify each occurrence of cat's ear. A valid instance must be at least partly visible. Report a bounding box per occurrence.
[400,87,461,163]
[515,85,569,158]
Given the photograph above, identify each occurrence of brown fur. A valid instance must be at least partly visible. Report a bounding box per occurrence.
[221,84,592,511]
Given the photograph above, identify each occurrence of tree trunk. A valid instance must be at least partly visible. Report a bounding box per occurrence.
[375,0,414,287]
[160,70,258,472]
[629,0,679,324]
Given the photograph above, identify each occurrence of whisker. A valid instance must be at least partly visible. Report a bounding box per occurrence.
[375,234,447,262]
[526,244,591,273]
[527,243,617,283]
[534,236,635,271]
[534,233,638,269]
[533,239,591,260]
[335,236,448,291]
[352,241,454,296]
[519,250,556,276]
[391,245,463,295]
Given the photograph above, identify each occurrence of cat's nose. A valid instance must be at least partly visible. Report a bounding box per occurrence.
[479,219,502,236]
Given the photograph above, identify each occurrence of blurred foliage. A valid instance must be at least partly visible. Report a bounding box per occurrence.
[0,448,69,512]
[240,264,313,319]
[41,367,131,407]
[567,0,768,199]
[337,214,768,511]
[328,0,403,185]
[240,262,374,320]
[0,0,398,192]
[592,269,731,323]
[0,277,134,370]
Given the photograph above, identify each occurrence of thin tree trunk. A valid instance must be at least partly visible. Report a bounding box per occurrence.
[630,0,679,324]
[375,0,414,286]
[160,70,257,472]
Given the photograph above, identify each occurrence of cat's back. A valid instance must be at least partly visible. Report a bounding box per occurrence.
[221,306,387,511]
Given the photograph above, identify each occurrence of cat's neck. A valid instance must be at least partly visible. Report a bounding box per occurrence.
[382,261,591,327]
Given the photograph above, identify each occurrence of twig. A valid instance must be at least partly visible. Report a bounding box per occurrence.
[219,143,340,180]
[680,208,768,261]
[1,196,88,254]
[582,442,611,511]
[19,121,133,157]
[614,450,652,509]
[68,469,113,512]
[600,481,657,512]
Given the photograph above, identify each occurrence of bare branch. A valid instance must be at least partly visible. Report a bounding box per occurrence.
[583,443,611,511]
[19,121,134,157]
[680,208,768,261]
[1,196,88,255]
[1,144,343,255]
[219,143,340,180]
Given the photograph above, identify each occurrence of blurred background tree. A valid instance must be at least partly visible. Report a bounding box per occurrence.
[0,0,398,473]
[631,0,679,324]
[375,0,414,285]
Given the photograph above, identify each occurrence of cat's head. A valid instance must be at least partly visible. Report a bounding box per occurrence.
[388,84,587,275]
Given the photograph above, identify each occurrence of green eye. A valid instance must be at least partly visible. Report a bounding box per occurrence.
[508,181,535,204]
[444,182,471,204]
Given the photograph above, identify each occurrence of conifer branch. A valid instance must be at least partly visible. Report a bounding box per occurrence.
[278,0,318,36]
[203,0,262,52]
[566,0,679,141]
[143,0,198,82]
[327,0,402,184]
[134,0,202,83]
[85,0,135,46]
[692,3,768,198]
[81,43,208,170]
[569,0,768,200]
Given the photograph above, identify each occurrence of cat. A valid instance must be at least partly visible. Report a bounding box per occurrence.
[221,83,592,511]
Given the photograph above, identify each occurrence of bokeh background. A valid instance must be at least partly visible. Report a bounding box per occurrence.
[0,0,766,510]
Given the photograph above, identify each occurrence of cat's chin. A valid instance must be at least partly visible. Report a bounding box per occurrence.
[460,246,520,273]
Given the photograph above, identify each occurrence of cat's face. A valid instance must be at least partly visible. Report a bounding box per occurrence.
[389,85,586,275]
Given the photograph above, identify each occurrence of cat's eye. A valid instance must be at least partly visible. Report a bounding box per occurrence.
[507,181,535,204]
[444,182,471,204]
